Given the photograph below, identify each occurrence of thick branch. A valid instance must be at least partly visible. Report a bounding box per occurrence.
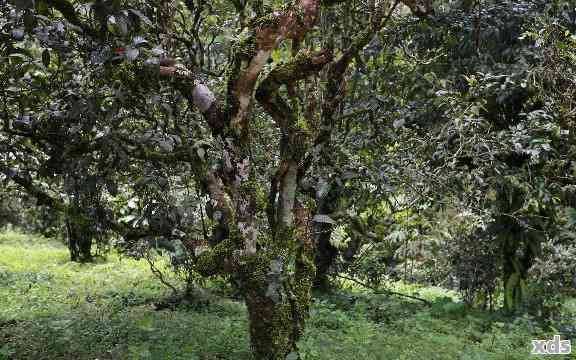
[256,49,333,128]
[255,49,332,231]
[226,0,325,134]
[277,161,299,227]
[159,63,226,136]
[0,165,64,210]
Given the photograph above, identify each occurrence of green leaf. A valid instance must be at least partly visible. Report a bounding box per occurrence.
[119,214,137,223]
[271,49,282,63]
[206,15,218,26]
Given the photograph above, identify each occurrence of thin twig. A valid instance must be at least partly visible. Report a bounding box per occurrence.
[336,274,432,306]
[145,254,179,296]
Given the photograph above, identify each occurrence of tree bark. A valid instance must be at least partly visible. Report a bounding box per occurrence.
[245,280,310,359]
[246,293,297,359]
[313,226,338,291]
[241,245,314,359]
[66,215,93,262]
[501,231,537,312]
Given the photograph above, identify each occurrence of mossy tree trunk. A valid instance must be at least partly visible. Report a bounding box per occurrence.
[243,245,315,359]
[156,1,433,358]
[246,293,301,359]
[9,0,433,356]
[499,222,538,312]
[3,0,433,355]
[245,284,312,358]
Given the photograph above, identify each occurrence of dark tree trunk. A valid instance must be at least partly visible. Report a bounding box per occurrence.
[501,239,519,311]
[312,181,340,291]
[153,3,432,359]
[66,217,92,262]
[313,225,338,291]
[499,218,538,312]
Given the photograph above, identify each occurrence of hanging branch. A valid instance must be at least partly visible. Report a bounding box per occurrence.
[145,252,180,296]
[336,274,432,306]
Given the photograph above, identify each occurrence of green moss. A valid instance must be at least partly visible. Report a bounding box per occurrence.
[254,185,269,213]
[274,226,297,250]
[250,12,282,30]
[241,249,311,359]
[195,239,234,276]
[237,227,316,357]
[236,34,257,60]
[296,116,310,133]
[237,251,275,292]
[255,255,314,358]
[293,246,316,315]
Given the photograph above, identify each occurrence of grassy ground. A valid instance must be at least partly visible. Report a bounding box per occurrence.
[0,231,573,359]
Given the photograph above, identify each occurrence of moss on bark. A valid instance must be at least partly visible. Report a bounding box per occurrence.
[195,239,234,276]
[239,237,315,359]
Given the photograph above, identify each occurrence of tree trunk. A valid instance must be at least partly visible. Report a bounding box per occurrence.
[498,214,539,312]
[196,232,315,359]
[153,2,430,358]
[312,181,341,291]
[245,290,305,359]
[66,216,93,262]
[313,225,338,291]
[243,250,314,359]
[502,241,537,312]
[501,243,520,312]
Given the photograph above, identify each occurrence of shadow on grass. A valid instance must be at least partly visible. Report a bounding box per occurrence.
[0,292,252,360]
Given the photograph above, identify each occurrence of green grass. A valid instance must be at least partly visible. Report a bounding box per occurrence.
[0,231,572,359]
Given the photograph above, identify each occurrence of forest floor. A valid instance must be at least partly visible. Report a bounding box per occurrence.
[0,231,573,360]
